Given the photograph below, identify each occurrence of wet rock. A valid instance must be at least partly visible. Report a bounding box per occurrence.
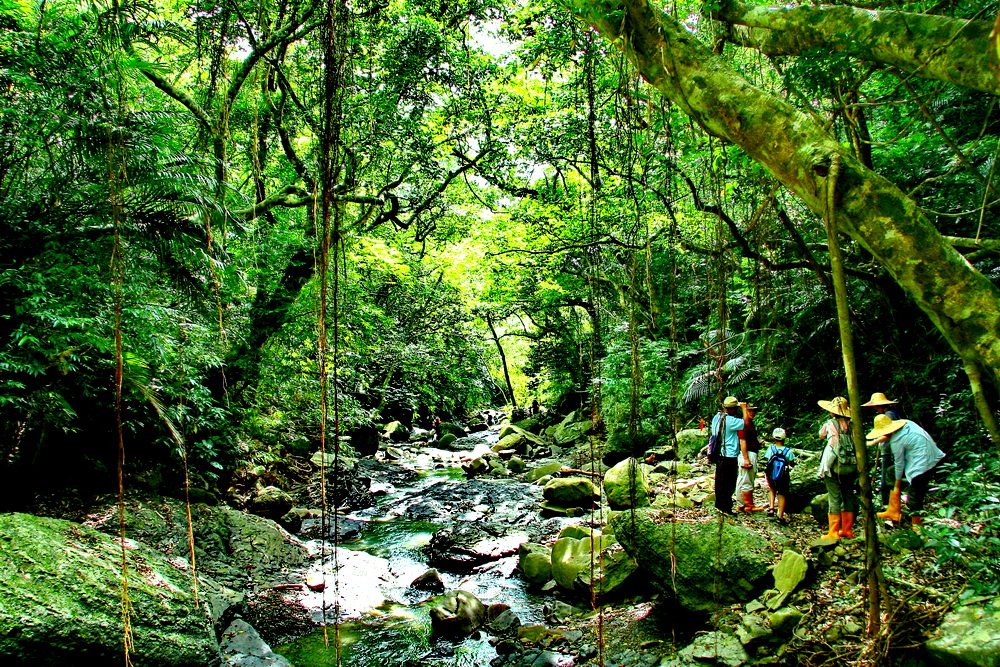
[219,619,292,666]
[427,524,535,573]
[437,422,468,440]
[518,649,576,666]
[542,478,599,509]
[544,600,585,624]
[603,458,651,510]
[0,513,227,665]
[494,432,527,454]
[305,454,375,511]
[439,433,458,449]
[410,568,445,593]
[926,599,1000,666]
[298,516,365,542]
[551,532,616,589]
[429,590,487,638]
[250,486,294,522]
[518,543,553,586]
[487,608,522,636]
[611,509,771,612]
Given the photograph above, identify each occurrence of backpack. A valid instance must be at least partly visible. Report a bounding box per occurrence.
[831,420,857,467]
[765,446,792,484]
[707,415,726,463]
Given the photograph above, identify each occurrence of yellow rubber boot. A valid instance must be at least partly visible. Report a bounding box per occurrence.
[839,512,855,538]
[822,513,841,539]
[877,488,903,521]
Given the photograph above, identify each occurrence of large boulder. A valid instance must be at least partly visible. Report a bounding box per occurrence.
[603,458,651,510]
[602,428,660,466]
[926,599,1000,667]
[437,422,467,440]
[383,420,411,443]
[610,509,772,611]
[348,424,381,457]
[542,477,600,509]
[0,512,230,665]
[249,486,294,522]
[84,497,310,591]
[675,428,709,460]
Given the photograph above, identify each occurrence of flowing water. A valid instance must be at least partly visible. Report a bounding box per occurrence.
[275,437,548,666]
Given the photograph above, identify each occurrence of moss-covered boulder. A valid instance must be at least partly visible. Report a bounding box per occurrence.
[437,422,467,440]
[542,477,599,509]
[926,598,1000,667]
[85,498,309,591]
[517,543,553,586]
[676,428,709,460]
[249,485,294,522]
[603,458,651,510]
[384,420,411,443]
[0,512,230,666]
[610,509,772,611]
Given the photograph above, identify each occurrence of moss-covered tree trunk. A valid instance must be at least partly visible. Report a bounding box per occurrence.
[561,0,1000,413]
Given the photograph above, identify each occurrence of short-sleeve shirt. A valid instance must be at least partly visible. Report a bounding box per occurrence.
[737,422,761,453]
[888,421,945,483]
[711,412,745,458]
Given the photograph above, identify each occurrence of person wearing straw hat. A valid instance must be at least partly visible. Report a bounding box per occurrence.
[868,415,945,529]
[861,392,903,506]
[736,403,767,512]
[817,397,858,539]
[711,396,752,516]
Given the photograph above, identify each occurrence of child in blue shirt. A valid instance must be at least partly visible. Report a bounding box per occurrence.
[764,428,795,523]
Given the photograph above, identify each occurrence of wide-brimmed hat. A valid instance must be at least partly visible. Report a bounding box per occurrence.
[722,396,740,408]
[772,428,786,440]
[867,414,907,439]
[817,397,851,418]
[862,392,898,407]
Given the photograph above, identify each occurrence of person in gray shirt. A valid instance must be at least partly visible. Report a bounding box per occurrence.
[867,415,945,530]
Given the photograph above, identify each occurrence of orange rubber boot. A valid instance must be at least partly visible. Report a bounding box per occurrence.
[877,489,902,521]
[822,514,841,539]
[839,512,855,538]
[742,491,766,512]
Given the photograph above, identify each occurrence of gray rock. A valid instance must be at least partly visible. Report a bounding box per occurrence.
[219,619,292,666]
[527,462,565,482]
[430,590,487,638]
[410,568,445,593]
[675,428,709,460]
[926,598,1000,666]
[250,486,294,522]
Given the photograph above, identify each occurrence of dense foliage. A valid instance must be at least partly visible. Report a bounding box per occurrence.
[2,0,999,581]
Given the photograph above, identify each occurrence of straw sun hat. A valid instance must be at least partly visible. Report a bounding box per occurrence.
[817,396,851,418]
[862,392,898,407]
[867,414,907,439]
[723,396,740,408]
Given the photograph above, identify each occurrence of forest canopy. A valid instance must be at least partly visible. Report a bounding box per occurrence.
[2,0,1000,512]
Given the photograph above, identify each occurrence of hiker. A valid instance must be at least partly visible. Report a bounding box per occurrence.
[867,415,945,530]
[764,428,795,523]
[710,396,752,516]
[861,392,903,506]
[817,397,858,539]
[736,403,766,512]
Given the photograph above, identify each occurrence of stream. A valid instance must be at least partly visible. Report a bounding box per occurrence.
[274,429,557,667]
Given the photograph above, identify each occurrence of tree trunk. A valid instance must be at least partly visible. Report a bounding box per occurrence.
[824,156,885,634]
[712,1,998,96]
[561,0,1000,402]
[486,313,517,409]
